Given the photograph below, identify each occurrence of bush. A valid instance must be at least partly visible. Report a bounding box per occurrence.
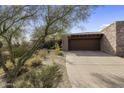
[14,80,34,88]
[17,66,29,77]
[54,43,63,56]
[13,46,28,58]
[43,40,55,49]
[6,61,14,70]
[5,62,29,82]
[25,55,42,68]
[14,63,63,88]
[42,40,61,49]
[0,68,4,76]
[36,49,48,58]
[40,64,62,88]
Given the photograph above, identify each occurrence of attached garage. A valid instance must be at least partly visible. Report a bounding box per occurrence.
[69,38,100,50]
[62,32,103,51]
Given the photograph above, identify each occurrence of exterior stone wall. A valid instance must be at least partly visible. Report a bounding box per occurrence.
[101,22,117,55]
[116,21,124,56]
[101,21,124,56]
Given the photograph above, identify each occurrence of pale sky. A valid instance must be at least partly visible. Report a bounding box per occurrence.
[70,5,124,33]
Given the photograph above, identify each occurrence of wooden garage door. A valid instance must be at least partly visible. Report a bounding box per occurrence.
[69,38,100,50]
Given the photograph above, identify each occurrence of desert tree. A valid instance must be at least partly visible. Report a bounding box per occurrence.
[0,5,38,79]
[22,5,95,70]
[0,5,95,85]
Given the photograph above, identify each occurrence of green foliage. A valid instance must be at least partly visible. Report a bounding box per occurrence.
[14,63,63,88]
[0,6,94,85]
[17,66,29,77]
[0,68,4,76]
[36,49,48,58]
[43,40,56,49]
[40,63,62,88]
[0,41,3,48]
[54,43,63,56]
[25,54,42,68]
[14,70,42,88]
[6,61,14,70]
[5,65,29,82]
[13,46,28,58]
[14,80,34,88]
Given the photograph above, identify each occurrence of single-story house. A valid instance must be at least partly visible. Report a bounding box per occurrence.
[62,21,124,56]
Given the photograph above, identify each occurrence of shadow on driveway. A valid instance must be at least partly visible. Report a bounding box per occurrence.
[66,51,124,88]
[91,73,124,88]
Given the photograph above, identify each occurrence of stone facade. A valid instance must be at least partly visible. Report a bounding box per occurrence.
[116,21,124,56]
[101,21,124,56]
[100,22,117,55]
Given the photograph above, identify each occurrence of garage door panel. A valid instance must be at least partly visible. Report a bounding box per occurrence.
[69,39,100,50]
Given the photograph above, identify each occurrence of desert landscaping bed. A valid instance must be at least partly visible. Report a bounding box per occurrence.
[0,49,71,88]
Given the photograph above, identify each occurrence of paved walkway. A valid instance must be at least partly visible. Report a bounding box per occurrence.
[65,51,124,88]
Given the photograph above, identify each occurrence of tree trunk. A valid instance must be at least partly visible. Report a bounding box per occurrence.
[0,52,9,74]
[12,36,46,80]
[6,40,15,66]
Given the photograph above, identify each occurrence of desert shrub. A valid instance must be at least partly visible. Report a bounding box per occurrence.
[17,66,29,77]
[0,68,4,76]
[0,51,10,67]
[54,43,63,56]
[13,46,28,58]
[25,55,42,68]
[6,61,14,70]
[40,63,62,88]
[36,49,48,58]
[5,66,29,81]
[14,70,42,88]
[42,40,61,49]
[14,80,34,88]
[14,63,62,88]
[43,40,55,49]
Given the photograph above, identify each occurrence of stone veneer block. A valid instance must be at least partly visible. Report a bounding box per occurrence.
[116,21,124,56]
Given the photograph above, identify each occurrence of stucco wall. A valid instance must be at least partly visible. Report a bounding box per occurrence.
[62,35,68,51]
[101,22,117,55]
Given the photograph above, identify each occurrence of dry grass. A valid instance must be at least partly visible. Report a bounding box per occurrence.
[25,55,42,68]
[14,63,62,88]
[0,49,71,88]
[42,50,71,87]
[25,49,48,68]
[0,60,14,77]
[0,68,4,77]
[36,49,48,58]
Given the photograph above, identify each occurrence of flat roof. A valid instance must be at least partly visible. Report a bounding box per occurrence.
[68,32,103,39]
[70,32,103,36]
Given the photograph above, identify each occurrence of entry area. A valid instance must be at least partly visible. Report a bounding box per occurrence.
[68,33,103,51]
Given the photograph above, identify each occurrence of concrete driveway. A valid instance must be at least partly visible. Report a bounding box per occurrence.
[65,51,124,88]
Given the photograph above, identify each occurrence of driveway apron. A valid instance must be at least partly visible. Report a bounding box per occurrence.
[66,51,124,88]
